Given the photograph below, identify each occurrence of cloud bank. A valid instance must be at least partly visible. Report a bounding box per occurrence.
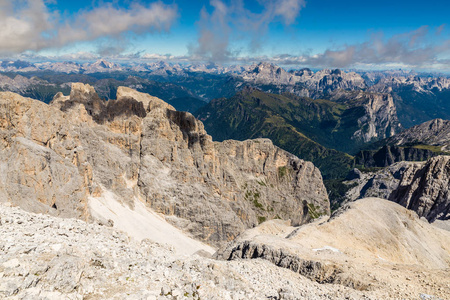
[0,0,178,54]
[0,1,448,71]
[148,25,450,70]
[191,25,449,70]
[300,26,450,69]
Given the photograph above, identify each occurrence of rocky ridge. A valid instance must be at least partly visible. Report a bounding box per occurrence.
[353,118,450,168]
[238,63,367,98]
[370,75,450,93]
[379,118,450,150]
[0,74,56,94]
[2,59,449,97]
[355,145,436,168]
[0,84,329,247]
[344,156,450,222]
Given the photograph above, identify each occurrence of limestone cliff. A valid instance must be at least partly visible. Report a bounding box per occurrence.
[330,91,401,144]
[0,83,329,246]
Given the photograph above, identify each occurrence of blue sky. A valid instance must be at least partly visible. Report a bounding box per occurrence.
[0,0,449,70]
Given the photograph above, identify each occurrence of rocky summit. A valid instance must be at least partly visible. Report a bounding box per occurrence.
[0,83,329,247]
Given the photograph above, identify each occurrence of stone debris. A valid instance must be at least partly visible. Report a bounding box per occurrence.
[216,198,450,300]
[0,203,400,300]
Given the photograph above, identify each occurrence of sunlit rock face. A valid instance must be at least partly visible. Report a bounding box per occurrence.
[0,83,329,246]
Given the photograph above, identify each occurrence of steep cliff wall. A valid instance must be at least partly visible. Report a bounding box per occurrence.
[0,84,329,246]
[330,91,401,144]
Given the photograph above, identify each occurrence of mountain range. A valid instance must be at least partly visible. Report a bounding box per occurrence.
[197,88,401,178]
[0,83,449,299]
[0,83,329,246]
[3,59,450,206]
[2,59,450,126]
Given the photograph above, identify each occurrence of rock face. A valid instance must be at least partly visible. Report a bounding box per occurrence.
[0,84,329,246]
[390,156,450,222]
[240,62,294,85]
[1,203,425,300]
[0,91,93,218]
[344,156,450,222]
[216,198,450,299]
[354,118,450,168]
[369,75,450,128]
[330,91,401,144]
[299,68,367,98]
[353,93,400,143]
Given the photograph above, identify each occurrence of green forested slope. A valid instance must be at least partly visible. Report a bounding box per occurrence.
[197,89,356,179]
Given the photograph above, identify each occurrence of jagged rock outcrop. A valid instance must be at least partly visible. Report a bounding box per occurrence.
[368,75,450,128]
[0,84,329,246]
[300,69,367,98]
[344,162,415,202]
[240,62,294,85]
[0,91,93,218]
[238,63,367,98]
[216,198,450,299]
[0,74,53,93]
[354,118,450,168]
[390,156,450,221]
[344,156,450,222]
[370,75,450,94]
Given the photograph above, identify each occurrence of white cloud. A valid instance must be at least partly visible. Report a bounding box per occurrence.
[189,0,306,61]
[237,26,450,70]
[56,2,177,46]
[301,26,450,68]
[0,0,178,55]
[141,53,178,60]
[56,51,100,61]
[0,0,54,53]
[272,0,306,25]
